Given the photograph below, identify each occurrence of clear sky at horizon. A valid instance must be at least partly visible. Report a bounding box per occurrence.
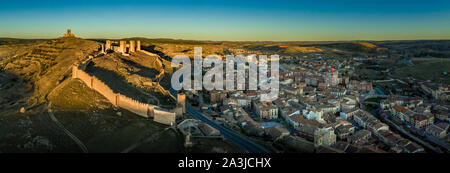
[0,0,449,41]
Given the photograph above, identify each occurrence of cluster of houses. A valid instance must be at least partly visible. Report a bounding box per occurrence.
[420,82,450,102]
[380,95,449,143]
[183,53,448,153]
[380,96,449,138]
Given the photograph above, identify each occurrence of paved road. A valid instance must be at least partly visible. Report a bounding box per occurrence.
[426,135,450,151]
[170,88,270,153]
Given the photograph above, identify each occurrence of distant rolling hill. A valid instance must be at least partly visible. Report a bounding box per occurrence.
[1,37,100,109]
[0,38,47,45]
[303,41,386,53]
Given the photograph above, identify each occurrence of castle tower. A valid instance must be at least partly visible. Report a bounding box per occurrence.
[136,40,141,51]
[184,130,193,148]
[129,40,135,53]
[177,93,186,113]
[63,29,75,38]
[147,106,155,117]
[105,40,111,51]
[119,41,126,53]
[101,44,105,53]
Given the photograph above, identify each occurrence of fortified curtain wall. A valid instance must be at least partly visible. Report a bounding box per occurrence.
[139,50,162,67]
[72,55,177,122]
[139,50,165,80]
[138,49,175,75]
[138,50,176,100]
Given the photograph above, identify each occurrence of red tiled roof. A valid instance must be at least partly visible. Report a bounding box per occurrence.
[290,114,321,127]
[246,91,257,97]
[393,104,408,113]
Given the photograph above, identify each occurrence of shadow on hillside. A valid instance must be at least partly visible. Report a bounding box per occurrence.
[119,57,158,79]
[84,62,175,106]
[159,74,172,90]
[0,70,33,111]
[141,45,172,61]
[85,62,148,103]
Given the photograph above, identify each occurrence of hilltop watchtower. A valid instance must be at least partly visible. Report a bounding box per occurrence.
[63,29,75,38]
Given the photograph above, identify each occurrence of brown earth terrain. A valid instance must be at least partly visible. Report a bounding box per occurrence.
[1,37,449,153]
[0,37,243,153]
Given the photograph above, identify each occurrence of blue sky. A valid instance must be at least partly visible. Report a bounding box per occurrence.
[0,0,449,41]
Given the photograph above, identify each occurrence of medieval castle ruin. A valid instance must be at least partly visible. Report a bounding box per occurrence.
[102,40,141,56]
[59,29,183,125]
[72,47,185,126]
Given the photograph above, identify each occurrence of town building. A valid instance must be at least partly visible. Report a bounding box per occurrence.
[411,114,428,129]
[347,80,373,92]
[420,83,450,101]
[289,114,321,141]
[353,110,378,128]
[426,122,449,139]
[391,104,409,121]
[314,127,337,147]
[253,101,279,120]
[210,90,227,104]
[335,124,355,140]
[348,130,371,145]
[325,68,338,87]
[339,108,360,120]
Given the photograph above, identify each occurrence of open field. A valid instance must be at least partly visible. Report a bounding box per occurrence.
[392,58,450,84]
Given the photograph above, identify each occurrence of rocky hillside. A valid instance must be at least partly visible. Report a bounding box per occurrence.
[0,37,100,113]
[0,37,245,153]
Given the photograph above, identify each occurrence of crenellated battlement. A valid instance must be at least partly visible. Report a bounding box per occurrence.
[104,40,142,56]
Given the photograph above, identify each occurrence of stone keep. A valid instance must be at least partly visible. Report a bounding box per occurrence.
[129,40,135,52]
[63,29,75,38]
[105,40,112,51]
[137,40,141,51]
[119,41,126,53]
[103,40,141,54]
[101,44,105,53]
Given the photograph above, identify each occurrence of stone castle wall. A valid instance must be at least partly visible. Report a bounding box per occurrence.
[136,49,173,74]
[117,94,153,117]
[72,67,118,107]
[138,50,175,100]
[154,108,177,125]
[139,50,165,81]
[92,76,117,105]
[139,50,162,66]
[72,57,177,125]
